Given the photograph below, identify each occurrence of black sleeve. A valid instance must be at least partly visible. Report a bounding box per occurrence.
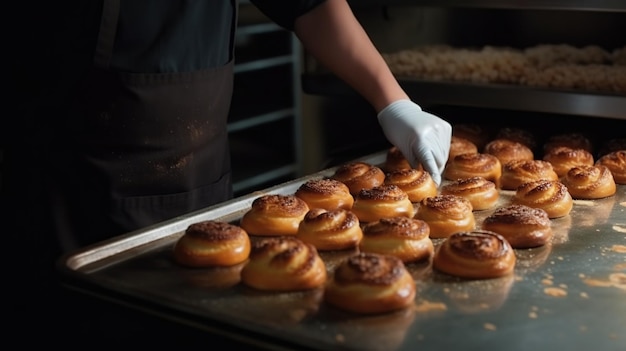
[248,0,327,31]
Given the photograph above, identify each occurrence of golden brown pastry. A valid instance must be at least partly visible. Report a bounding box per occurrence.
[440,176,499,211]
[383,146,413,172]
[359,217,434,263]
[351,184,414,223]
[496,127,537,151]
[595,150,626,184]
[500,159,559,190]
[414,194,475,239]
[240,194,309,236]
[295,178,354,211]
[453,123,491,150]
[173,220,251,268]
[324,252,416,314]
[296,208,363,251]
[543,146,595,177]
[448,136,478,163]
[512,179,573,219]
[331,161,386,196]
[444,152,502,187]
[483,138,534,166]
[561,165,617,199]
[384,168,438,203]
[482,204,553,249]
[543,132,593,154]
[240,237,327,291]
[432,230,516,279]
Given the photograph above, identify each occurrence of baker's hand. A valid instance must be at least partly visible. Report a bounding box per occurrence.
[377,99,452,186]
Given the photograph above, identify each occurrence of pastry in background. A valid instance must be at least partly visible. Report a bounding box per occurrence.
[496,127,537,151]
[297,208,363,251]
[331,161,386,196]
[351,184,414,223]
[500,159,559,190]
[295,178,354,211]
[543,132,593,155]
[543,146,595,177]
[440,176,499,211]
[453,123,491,150]
[433,230,516,279]
[597,138,626,158]
[383,146,413,172]
[444,152,502,187]
[483,138,534,166]
[360,217,434,263]
[414,194,475,239]
[595,150,626,184]
[482,204,553,249]
[384,167,438,203]
[561,165,617,199]
[512,179,573,218]
[448,136,478,163]
[240,194,309,236]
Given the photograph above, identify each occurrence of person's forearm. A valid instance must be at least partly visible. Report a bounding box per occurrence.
[294,0,409,112]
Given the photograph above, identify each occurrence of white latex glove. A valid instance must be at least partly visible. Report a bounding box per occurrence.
[377,99,452,186]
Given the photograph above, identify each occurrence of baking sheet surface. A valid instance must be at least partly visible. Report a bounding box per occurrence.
[59,152,626,351]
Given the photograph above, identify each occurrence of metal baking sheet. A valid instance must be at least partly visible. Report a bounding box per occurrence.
[58,151,626,351]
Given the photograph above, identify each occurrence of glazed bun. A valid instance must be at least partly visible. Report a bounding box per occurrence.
[384,168,438,203]
[295,178,354,211]
[543,132,593,154]
[173,220,251,268]
[440,176,499,211]
[351,184,414,223]
[449,136,478,163]
[383,146,413,172]
[241,237,327,291]
[324,252,416,314]
[512,179,573,219]
[595,150,626,184]
[500,159,559,190]
[433,230,516,279]
[482,204,553,248]
[543,146,595,178]
[240,194,309,236]
[414,194,475,239]
[331,162,386,196]
[360,217,434,263]
[444,153,502,187]
[483,139,534,166]
[297,208,363,251]
[561,165,617,199]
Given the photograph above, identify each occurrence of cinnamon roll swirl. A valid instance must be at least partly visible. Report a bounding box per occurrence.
[482,204,553,249]
[240,194,309,236]
[351,184,415,223]
[295,178,354,211]
[561,165,617,199]
[331,162,386,196]
[483,138,534,166]
[512,179,573,218]
[383,146,413,172]
[296,208,363,251]
[241,237,327,291]
[324,252,416,314]
[384,168,438,203]
[440,176,499,211]
[360,217,434,263]
[444,152,502,187]
[595,150,626,184]
[173,220,251,268]
[543,146,595,178]
[449,136,478,163]
[500,159,559,190]
[414,194,475,239]
[433,230,516,279]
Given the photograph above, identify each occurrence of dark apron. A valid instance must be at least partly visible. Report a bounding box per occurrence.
[52,0,235,250]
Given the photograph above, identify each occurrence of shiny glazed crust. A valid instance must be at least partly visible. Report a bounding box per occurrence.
[324,252,416,314]
[295,178,354,210]
[173,220,251,267]
[500,159,559,190]
[331,162,386,196]
[543,146,595,177]
[414,194,475,239]
[383,146,413,172]
[296,208,363,251]
[384,168,438,203]
[512,179,573,218]
[240,194,309,236]
[440,176,499,211]
[595,150,626,184]
[444,152,502,187]
[360,217,434,263]
[351,184,415,223]
[433,230,516,279]
[482,204,553,248]
[449,136,478,163]
[483,139,534,166]
[561,165,617,199]
[240,237,327,291]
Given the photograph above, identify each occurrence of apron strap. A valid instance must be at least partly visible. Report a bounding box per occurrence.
[94,0,120,68]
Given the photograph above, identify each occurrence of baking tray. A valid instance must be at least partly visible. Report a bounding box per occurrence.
[58,151,626,351]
